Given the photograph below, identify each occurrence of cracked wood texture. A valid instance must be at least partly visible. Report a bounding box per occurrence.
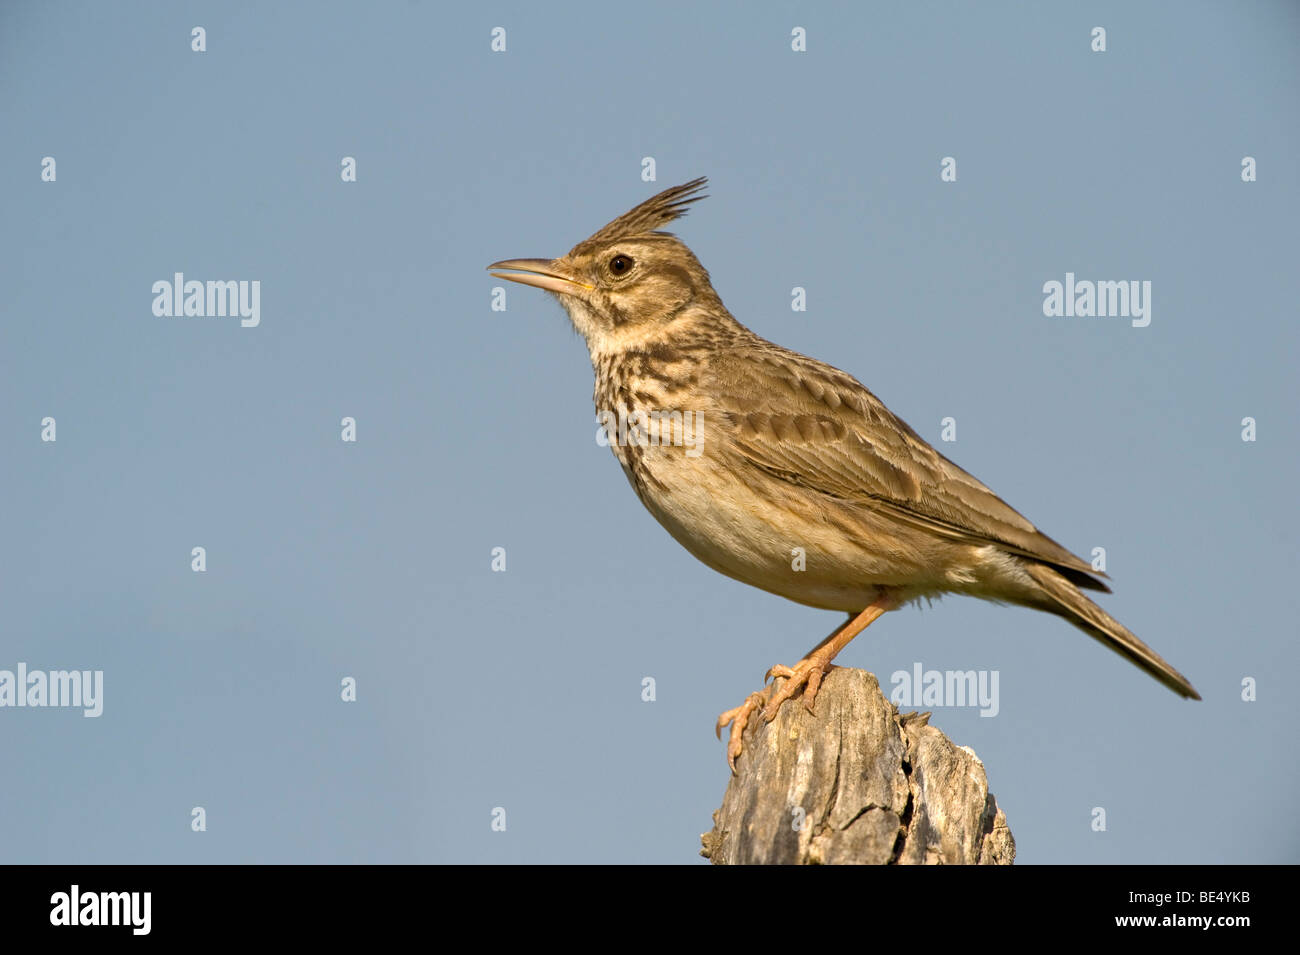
[701,668,1015,865]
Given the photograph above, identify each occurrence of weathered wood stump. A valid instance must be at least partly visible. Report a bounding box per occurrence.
[701,667,1015,864]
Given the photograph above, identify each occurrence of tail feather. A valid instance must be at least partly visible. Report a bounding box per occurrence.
[1023,563,1201,700]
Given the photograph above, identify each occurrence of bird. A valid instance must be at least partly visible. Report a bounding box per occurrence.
[489,177,1200,770]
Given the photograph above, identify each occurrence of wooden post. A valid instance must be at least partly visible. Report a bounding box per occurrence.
[701,667,1015,864]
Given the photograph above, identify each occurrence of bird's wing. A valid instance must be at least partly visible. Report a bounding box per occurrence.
[708,342,1107,589]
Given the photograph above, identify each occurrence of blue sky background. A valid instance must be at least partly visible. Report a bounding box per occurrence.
[1,1,1296,863]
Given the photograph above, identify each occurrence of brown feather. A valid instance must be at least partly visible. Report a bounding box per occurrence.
[1023,564,1199,698]
[585,177,709,244]
[707,339,1111,590]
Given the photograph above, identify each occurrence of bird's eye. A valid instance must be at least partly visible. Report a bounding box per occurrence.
[609,254,633,276]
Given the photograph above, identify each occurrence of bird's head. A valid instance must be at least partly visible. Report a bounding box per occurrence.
[489,178,722,353]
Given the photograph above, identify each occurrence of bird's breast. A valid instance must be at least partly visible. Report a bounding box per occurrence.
[593,405,903,611]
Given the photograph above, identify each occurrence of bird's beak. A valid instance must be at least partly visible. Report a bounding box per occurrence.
[487,259,592,295]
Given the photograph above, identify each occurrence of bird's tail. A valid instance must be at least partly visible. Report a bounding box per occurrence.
[1023,563,1200,700]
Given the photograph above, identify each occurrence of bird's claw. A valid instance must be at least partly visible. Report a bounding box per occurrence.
[764,664,796,683]
[716,659,840,770]
[715,692,767,773]
[761,659,836,722]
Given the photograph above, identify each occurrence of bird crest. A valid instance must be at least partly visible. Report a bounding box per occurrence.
[585,177,709,243]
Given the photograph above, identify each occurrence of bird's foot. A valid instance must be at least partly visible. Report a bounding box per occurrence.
[762,655,838,721]
[715,691,768,774]
[714,656,839,773]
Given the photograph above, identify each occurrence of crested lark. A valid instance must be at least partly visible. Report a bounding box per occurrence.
[490,178,1199,770]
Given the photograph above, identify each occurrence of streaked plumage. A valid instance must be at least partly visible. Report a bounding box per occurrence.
[490,178,1199,769]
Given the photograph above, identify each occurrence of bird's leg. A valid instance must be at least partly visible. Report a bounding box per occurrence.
[761,593,898,721]
[714,617,846,773]
[715,593,897,773]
